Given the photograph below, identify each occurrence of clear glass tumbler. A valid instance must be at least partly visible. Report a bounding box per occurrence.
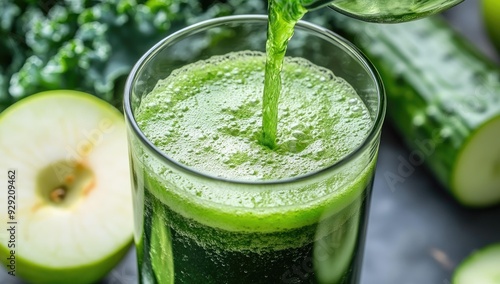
[124,15,385,284]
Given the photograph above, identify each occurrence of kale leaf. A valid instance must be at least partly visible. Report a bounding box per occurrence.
[0,0,267,111]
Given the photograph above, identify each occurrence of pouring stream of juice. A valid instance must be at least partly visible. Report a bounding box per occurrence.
[260,0,463,149]
[260,0,306,149]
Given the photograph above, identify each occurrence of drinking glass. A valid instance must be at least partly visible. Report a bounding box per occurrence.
[124,15,385,284]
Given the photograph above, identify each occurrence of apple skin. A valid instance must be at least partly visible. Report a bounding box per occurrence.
[0,242,131,284]
[482,0,500,53]
[0,90,134,284]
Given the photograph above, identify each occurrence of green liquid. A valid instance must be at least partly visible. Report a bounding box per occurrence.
[137,53,371,181]
[133,1,376,283]
[133,53,377,283]
[261,0,306,148]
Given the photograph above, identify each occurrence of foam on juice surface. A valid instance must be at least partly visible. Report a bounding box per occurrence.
[134,51,376,235]
[136,51,371,181]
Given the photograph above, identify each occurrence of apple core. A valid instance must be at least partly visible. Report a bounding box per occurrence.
[36,160,95,206]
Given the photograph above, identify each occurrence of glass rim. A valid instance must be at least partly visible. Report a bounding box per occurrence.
[124,14,386,186]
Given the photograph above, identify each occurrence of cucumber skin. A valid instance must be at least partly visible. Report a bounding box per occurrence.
[329,15,500,203]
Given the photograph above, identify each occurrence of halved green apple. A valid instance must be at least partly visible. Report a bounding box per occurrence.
[0,90,133,284]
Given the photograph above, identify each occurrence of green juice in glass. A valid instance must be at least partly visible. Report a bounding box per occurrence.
[132,51,377,283]
[128,1,382,283]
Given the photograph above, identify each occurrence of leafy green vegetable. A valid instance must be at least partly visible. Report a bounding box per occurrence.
[0,0,267,111]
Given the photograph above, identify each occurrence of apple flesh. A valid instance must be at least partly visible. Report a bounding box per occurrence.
[0,90,133,284]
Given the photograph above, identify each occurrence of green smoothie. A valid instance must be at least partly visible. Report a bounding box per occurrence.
[132,51,377,283]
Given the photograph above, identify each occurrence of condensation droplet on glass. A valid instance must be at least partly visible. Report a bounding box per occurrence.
[413,114,425,127]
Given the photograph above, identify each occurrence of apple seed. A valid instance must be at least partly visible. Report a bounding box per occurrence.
[50,186,68,203]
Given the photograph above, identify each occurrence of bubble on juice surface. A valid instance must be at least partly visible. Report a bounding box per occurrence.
[135,51,372,181]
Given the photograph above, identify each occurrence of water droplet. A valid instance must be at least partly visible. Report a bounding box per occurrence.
[334,95,346,102]
[351,105,361,113]
[252,195,262,204]
[290,122,302,130]
[426,105,439,118]
[413,114,425,127]
[284,137,298,152]
[440,127,452,139]
[292,130,306,140]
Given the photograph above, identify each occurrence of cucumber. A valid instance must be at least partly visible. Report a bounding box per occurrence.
[329,15,500,207]
[453,243,500,284]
